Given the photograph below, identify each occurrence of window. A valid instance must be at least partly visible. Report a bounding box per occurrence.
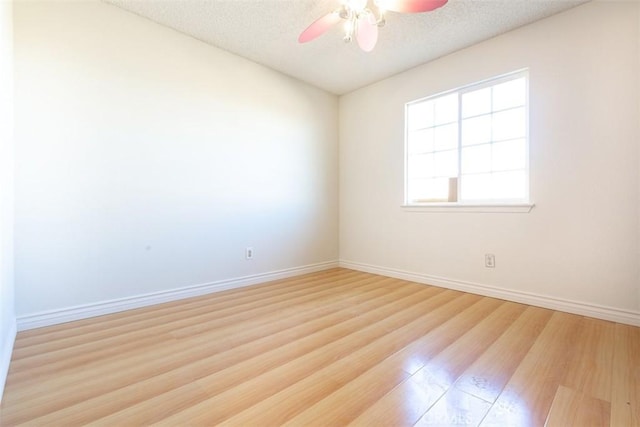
[405,70,530,208]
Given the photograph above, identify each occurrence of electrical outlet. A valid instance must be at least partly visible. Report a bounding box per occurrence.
[485,253,495,268]
[245,247,254,260]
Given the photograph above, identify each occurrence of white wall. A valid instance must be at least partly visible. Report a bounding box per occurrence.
[10,0,639,327]
[13,1,339,317]
[0,0,16,402]
[340,1,640,313]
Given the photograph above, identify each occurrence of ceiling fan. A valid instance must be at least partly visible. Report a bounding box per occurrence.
[298,0,449,53]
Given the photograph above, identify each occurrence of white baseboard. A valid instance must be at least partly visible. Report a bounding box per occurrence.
[340,260,640,327]
[16,259,639,331]
[17,261,339,331]
[0,317,17,404]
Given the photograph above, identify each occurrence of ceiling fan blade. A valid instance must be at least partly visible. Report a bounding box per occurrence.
[298,12,341,43]
[356,13,378,52]
[376,0,448,13]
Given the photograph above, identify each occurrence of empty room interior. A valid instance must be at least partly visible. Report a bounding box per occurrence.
[1,0,639,425]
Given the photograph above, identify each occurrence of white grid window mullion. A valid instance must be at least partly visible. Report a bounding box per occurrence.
[405,69,529,206]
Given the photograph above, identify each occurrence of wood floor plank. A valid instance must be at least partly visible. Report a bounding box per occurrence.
[10,272,390,373]
[47,283,424,426]
[13,270,360,363]
[13,268,355,347]
[153,286,460,426]
[479,311,583,427]
[280,296,504,427]
[454,306,552,404]
[610,323,640,426]
[560,317,615,402]
[1,268,638,426]
[544,385,610,427]
[347,300,525,427]
[7,272,387,385]
[2,276,423,424]
[220,293,486,427]
[414,388,492,427]
[408,301,526,394]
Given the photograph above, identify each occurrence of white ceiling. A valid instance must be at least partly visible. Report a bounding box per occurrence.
[103,0,590,95]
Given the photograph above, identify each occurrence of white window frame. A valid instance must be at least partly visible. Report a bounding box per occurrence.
[403,69,534,213]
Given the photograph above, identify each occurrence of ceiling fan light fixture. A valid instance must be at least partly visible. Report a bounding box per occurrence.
[298,0,448,52]
[344,19,355,42]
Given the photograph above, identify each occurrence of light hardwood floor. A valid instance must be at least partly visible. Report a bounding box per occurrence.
[1,268,639,426]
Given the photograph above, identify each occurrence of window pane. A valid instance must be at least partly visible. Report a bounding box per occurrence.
[408,101,434,130]
[462,87,491,118]
[462,144,491,174]
[408,178,429,202]
[408,178,449,202]
[460,173,492,200]
[493,107,525,141]
[492,139,526,171]
[461,114,491,146]
[493,77,525,111]
[492,170,526,199]
[434,93,458,125]
[434,149,458,177]
[408,128,435,154]
[434,123,458,151]
[405,72,529,205]
[408,153,434,179]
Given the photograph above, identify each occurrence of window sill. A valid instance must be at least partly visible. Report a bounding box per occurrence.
[402,203,535,213]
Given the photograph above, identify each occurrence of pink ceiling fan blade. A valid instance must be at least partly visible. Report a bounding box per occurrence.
[376,0,448,13]
[298,12,342,43]
[356,13,378,52]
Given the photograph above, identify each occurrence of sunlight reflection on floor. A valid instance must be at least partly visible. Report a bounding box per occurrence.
[400,358,531,426]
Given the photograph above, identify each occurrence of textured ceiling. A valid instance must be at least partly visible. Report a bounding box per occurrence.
[103,0,590,95]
